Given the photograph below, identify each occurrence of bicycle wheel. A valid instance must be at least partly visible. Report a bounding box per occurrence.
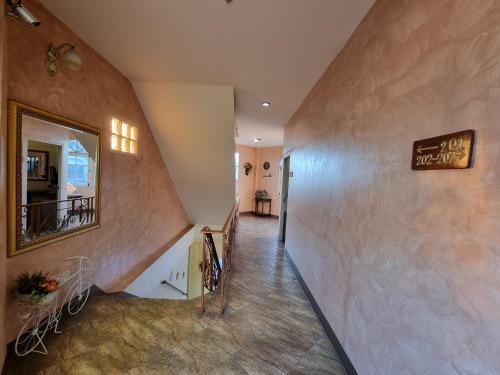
[67,282,90,315]
[15,313,49,356]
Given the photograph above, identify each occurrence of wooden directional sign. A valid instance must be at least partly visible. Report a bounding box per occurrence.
[412,130,475,170]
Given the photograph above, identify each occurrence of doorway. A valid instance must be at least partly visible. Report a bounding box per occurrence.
[279,155,290,242]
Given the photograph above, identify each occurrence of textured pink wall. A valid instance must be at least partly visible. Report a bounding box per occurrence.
[284,1,500,374]
[237,145,283,215]
[237,145,257,212]
[3,0,189,342]
[255,147,282,216]
[0,2,7,368]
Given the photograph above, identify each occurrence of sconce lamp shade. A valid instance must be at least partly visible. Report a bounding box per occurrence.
[46,43,82,76]
[61,48,81,71]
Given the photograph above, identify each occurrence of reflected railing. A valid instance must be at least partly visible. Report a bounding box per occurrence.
[22,197,96,242]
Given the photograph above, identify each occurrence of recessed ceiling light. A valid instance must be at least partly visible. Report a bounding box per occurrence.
[253,138,262,143]
[261,101,271,108]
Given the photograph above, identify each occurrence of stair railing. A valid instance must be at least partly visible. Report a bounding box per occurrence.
[200,197,240,314]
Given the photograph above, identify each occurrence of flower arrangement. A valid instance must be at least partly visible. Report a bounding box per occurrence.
[15,271,59,304]
[255,190,268,199]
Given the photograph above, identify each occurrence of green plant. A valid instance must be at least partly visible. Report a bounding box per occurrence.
[15,271,58,303]
[15,271,32,295]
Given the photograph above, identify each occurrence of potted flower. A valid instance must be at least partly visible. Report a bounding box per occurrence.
[15,271,59,304]
[255,190,268,199]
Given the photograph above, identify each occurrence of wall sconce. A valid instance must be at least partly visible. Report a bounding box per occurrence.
[46,43,82,76]
[243,162,253,176]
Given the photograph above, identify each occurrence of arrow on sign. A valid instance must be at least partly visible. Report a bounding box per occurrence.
[417,145,439,154]
[454,150,466,160]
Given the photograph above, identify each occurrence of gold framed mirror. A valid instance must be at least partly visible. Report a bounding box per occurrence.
[7,100,101,257]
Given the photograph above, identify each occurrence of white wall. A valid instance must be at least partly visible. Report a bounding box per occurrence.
[133,82,236,224]
[125,227,194,300]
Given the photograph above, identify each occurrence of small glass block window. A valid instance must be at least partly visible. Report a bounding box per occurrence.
[111,118,138,155]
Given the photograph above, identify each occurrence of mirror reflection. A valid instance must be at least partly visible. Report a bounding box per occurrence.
[21,114,99,244]
[8,101,101,256]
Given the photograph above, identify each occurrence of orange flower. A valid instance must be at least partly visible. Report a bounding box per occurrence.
[48,280,58,292]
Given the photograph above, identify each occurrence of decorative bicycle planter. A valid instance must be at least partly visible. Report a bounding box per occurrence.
[14,256,95,357]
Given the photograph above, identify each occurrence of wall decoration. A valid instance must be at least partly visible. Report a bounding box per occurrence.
[412,130,474,170]
[27,150,48,181]
[8,100,102,257]
[14,256,95,356]
[262,162,272,177]
[243,162,253,176]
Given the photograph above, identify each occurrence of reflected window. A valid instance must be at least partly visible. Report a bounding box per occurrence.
[67,140,89,186]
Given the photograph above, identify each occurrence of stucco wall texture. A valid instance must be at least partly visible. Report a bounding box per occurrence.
[237,145,283,216]
[0,0,7,368]
[255,146,283,217]
[3,0,189,342]
[237,145,257,213]
[284,1,500,374]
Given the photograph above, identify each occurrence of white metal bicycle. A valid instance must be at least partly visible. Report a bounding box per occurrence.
[15,256,95,356]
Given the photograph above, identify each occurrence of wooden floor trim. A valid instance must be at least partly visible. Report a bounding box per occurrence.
[240,211,279,219]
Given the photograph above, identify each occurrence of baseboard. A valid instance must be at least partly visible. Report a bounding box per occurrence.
[240,211,279,219]
[284,249,358,375]
[89,284,106,297]
[106,290,135,298]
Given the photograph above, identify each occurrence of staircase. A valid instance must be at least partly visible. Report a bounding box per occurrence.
[200,197,240,314]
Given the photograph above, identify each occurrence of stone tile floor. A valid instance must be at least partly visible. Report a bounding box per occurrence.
[3,216,347,375]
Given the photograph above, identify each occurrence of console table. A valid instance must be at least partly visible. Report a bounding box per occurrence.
[254,197,272,216]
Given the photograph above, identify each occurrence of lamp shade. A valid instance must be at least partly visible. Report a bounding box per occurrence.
[62,48,81,71]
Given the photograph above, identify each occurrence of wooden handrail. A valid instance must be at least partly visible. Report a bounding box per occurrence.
[200,227,225,235]
[222,196,240,232]
[200,196,240,314]
[200,196,240,235]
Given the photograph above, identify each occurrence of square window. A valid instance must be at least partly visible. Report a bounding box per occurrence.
[111,134,119,151]
[130,141,138,155]
[111,118,138,155]
[121,122,130,138]
[67,140,90,186]
[112,118,120,135]
[130,126,138,141]
[121,138,129,153]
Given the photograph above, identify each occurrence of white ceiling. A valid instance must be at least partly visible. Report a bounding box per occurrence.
[41,0,374,147]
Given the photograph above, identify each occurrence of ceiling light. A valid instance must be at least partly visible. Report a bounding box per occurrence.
[261,101,271,108]
[253,138,262,143]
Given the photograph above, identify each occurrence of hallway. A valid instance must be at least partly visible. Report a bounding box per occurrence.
[4,216,346,375]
